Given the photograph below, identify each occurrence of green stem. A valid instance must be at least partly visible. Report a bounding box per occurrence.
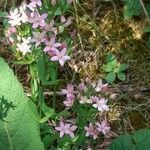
[52,64,58,110]
[29,63,38,101]
[38,86,44,118]
[53,84,56,110]
[38,52,46,117]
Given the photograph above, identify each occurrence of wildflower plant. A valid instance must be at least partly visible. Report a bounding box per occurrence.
[102,53,129,83]
[3,0,114,149]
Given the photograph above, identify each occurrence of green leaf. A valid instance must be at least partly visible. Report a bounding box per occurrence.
[110,134,135,150]
[123,0,142,20]
[40,103,55,123]
[56,109,71,119]
[37,54,45,83]
[106,53,115,63]
[73,131,86,149]
[110,129,150,150]
[146,35,150,48]
[102,64,113,72]
[0,57,44,150]
[117,72,126,81]
[103,59,118,72]
[146,4,150,17]
[111,59,118,69]
[105,72,116,83]
[0,11,8,18]
[54,8,62,16]
[87,108,97,123]
[117,63,129,72]
[59,26,65,33]
[143,26,150,33]
[133,129,150,150]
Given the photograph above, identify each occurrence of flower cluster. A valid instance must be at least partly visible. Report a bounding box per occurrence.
[55,121,77,138]
[54,79,114,139]
[61,84,75,107]
[5,0,73,66]
[84,120,110,139]
[61,79,110,112]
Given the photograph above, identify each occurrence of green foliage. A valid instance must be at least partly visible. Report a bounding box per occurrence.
[146,35,150,48]
[143,26,150,48]
[39,103,55,123]
[105,72,116,83]
[146,4,150,16]
[0,96,16,121]
[102,53,129,83]
[123,0,142,19]
[0,11,7,18]
[37,53,46,83]
[0,57,44,150]
[109,129,150,150]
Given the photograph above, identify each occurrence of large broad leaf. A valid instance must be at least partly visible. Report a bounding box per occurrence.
[109,129,150,150]
[0,57,44,150]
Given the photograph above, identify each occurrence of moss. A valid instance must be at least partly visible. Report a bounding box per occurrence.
[128,111,149,129]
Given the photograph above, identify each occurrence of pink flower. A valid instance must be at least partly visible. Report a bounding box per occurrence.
[43,35,61,53]
[19,2,29,23]
[61,84,74,98]
[7,8,21,26]
[95,79,108,92]
[93,98,109,112]
[84,123,99,139]
[60,41,67,49]
[43,20,57,35]
[91,96,99,103]
[55,121,77,138]
[60,15,72,27]
[63,97,74,107]
[28,0,42,8]
[5,26,17,37]
[5,26,17,45]
[78,82,86,91]
[29,11,47,28]
[96,120,110,135]
[51,48,71,66]
[31,31,47,47]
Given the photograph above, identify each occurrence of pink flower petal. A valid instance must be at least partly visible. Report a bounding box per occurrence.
[61,15,66,23]
[44,47,50,52]
[41,13,48,20]
[61,48,67,55]
[33,23,38,28]
[51,56,59,61]
[63,56,71,61]
[54,49,60,56]
[59,59,65,66]
[50,35,56,45]
[53,43,62,47]
[60,131,64,138]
